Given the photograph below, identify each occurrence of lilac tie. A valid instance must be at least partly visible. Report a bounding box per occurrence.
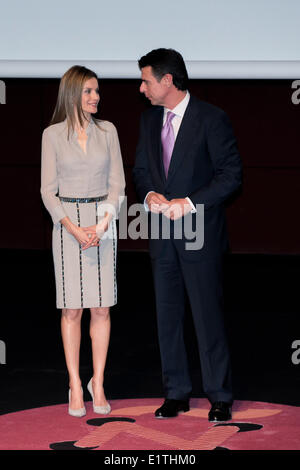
[161,111,175,177]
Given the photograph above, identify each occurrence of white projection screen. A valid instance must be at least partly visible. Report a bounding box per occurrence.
[1,0,300,78]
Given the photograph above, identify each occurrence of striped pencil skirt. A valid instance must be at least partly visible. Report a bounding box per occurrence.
[52,197,117,309]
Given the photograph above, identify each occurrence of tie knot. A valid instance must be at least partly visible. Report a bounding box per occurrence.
[166,111,175,125]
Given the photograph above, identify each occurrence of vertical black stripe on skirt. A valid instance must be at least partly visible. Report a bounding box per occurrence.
[76,202,84,308]
[112,219,117,305]
[60,224,66,308]
[95,202,102,306]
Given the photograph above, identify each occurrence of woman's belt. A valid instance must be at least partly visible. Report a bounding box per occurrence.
[59,195,107,203]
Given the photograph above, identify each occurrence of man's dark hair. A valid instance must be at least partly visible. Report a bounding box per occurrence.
[138,48,189,91]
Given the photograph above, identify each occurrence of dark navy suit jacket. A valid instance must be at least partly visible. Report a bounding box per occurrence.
[133,95,242,260]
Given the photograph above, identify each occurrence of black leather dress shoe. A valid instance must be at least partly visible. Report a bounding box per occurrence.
[208,401,232,422]
[155,399,190,418]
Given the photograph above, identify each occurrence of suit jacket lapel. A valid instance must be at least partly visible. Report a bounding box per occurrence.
[150,107,166,185]
[166,96,200,188]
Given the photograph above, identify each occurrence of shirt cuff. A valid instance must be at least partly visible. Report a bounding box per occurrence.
[185,197,197,213]
[53,205,67,225]
[143,191,155,212]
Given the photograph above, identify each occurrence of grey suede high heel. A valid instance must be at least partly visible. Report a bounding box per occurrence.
[87,379,111,414]
[68,388,86,417]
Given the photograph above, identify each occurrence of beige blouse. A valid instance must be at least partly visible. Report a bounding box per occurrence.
[41,119,125,225]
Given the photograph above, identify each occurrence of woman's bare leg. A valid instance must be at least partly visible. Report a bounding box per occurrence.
[89,307,110,406]
[61,308,84,409]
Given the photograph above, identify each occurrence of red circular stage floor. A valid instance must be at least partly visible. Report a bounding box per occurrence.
[0,398,299,450]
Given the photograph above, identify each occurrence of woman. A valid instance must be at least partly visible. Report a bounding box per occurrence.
[41,65,125,417]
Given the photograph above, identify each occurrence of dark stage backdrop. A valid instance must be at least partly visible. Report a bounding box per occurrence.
[0,78,299,254]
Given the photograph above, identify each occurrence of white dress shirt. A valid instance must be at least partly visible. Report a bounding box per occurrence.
[145,90,196,213]
[163,89,190,136]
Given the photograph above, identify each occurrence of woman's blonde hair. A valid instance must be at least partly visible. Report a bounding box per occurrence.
[50,65,100,136]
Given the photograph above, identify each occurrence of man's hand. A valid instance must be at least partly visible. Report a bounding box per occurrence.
[163,198,192,220]
[146,192,170,214]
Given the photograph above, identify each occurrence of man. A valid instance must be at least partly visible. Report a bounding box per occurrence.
[133,48,242,422]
